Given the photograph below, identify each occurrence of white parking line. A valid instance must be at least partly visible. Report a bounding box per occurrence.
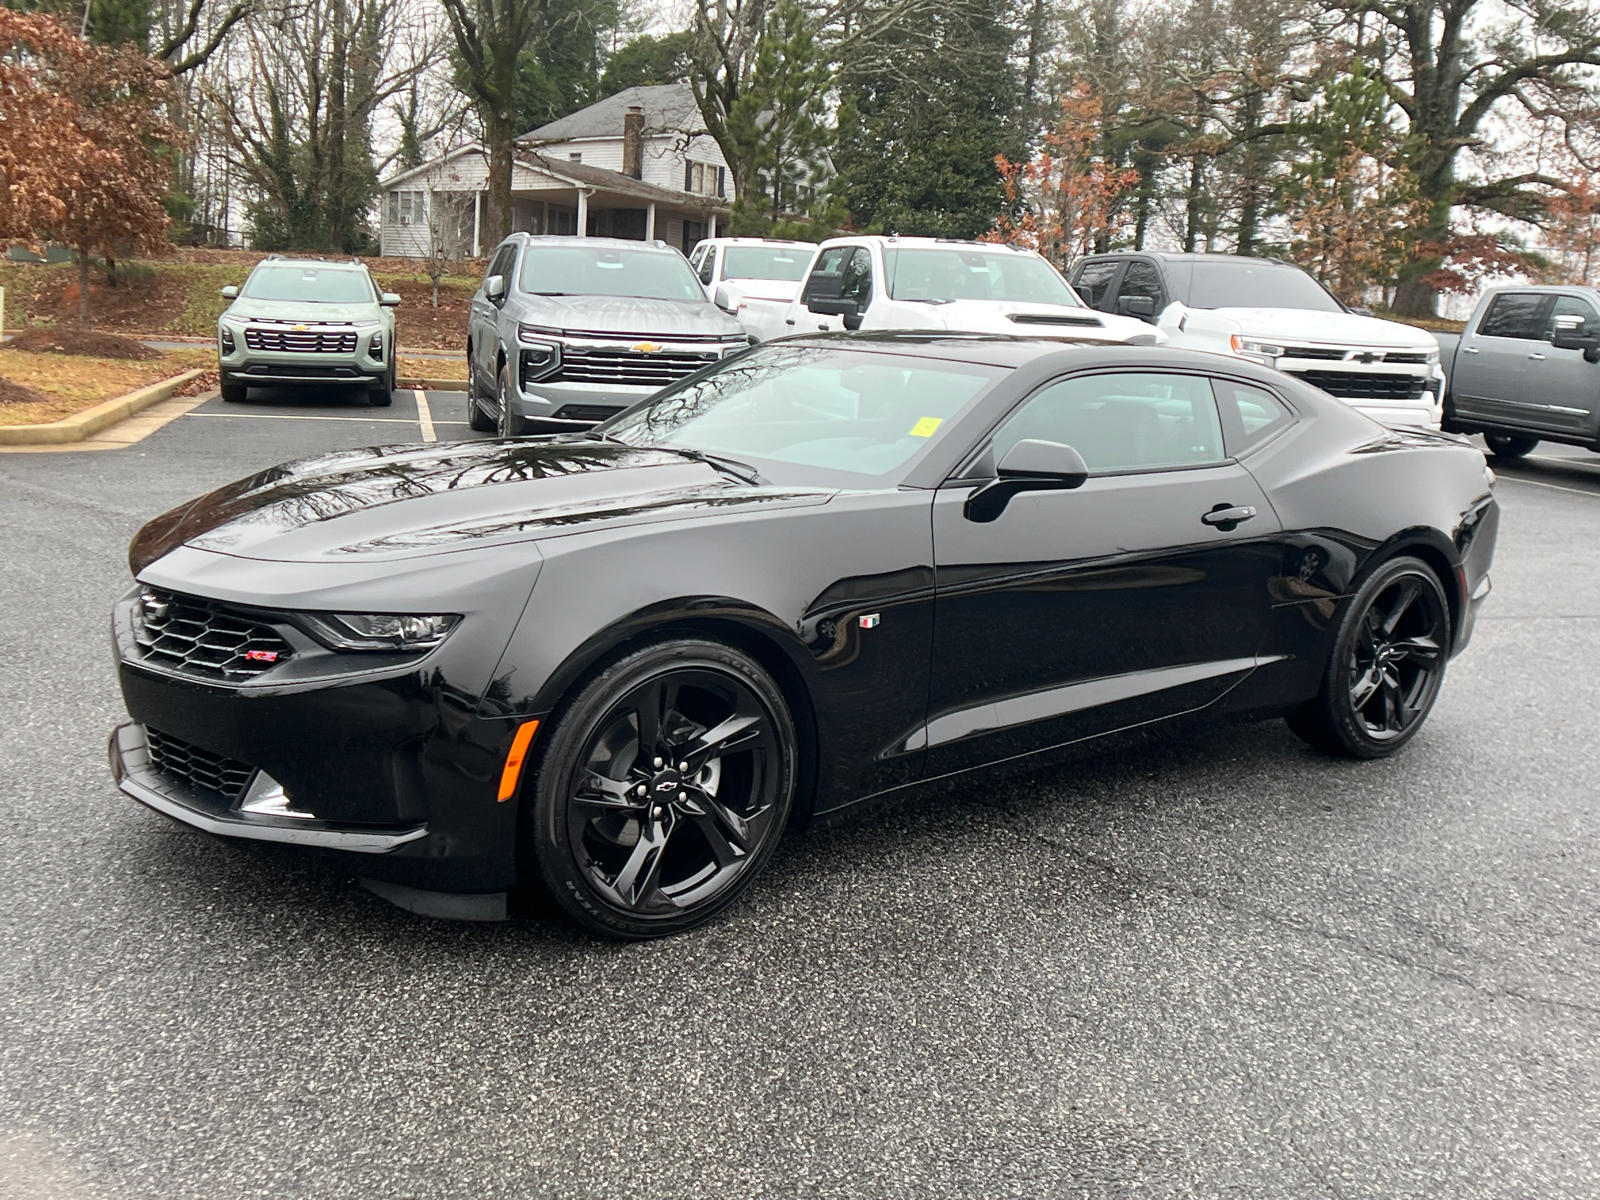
[1496,474,1600,499]
[415,390,436,442]
[184,412,418,424]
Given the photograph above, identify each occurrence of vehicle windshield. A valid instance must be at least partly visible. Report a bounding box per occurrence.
[520,245,705,301]
[242,266,375,304]
[1180,260,1343,312]
[885,248,1083,306]
[721,246,812,281]
[598,343,1005,485]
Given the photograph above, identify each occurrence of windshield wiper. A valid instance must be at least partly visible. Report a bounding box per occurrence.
[583,431,764,485]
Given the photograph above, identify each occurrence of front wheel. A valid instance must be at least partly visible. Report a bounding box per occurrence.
[1287,555,1451,759]
[220,376,247,403]
[1484,432,1538,459]
[525,638,797,939]
[496,360,530,437]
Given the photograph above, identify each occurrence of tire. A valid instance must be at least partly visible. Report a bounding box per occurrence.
[525,637,797,940]
[1286,555,1451,759]
[1484,432,1537,460]
[496,359,529,437]
[368,377,393,408]
[220,378,247,403]
[467,362,495,432]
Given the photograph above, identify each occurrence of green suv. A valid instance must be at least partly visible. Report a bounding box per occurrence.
[217,257,399,406]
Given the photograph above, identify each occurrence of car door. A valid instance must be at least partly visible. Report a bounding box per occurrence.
[471,243,517,388]
[1530,293,1600,436]
[923,368,1284,775]
[1454,292,1554,425]
[1069,258,1124,310]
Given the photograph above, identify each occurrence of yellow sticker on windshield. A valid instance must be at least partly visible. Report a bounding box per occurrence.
[909,417,943,438]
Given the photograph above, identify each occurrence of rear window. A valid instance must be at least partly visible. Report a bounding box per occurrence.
[519,245,705,301]
[243,266,375,304]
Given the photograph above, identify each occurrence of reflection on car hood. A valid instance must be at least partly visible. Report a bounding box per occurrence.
[518,294,747,339]
[129,441,835,568]
[222,298,382,323]
[1201,307,1436,349]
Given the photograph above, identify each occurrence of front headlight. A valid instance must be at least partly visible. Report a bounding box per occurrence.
[299,612,460,652]
[219,325,235,354]
[1230,335,1284,365]
[1424,349,1440,365]
[370,330,384,359]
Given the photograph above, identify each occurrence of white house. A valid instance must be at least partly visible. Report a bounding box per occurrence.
[378,83,734,259]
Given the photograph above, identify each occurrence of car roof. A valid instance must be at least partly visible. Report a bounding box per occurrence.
[1079,250,1305,267]
[511,235,680,254]
[817,235,1041,255]
[700,237,813,247]
[253,257,370,272]
[771,331,1266,372]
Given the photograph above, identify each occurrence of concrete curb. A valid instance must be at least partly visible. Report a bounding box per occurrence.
[399,377,469,392]
[0,369,208,446]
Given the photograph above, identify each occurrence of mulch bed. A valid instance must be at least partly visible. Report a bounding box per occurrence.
[0,378,49,406]
[7,327,160,360]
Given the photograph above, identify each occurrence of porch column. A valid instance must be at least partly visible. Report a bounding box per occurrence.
[707,211,717,239]
[576,189,590,237]
[471,191,481,257]
[645,202,656,241]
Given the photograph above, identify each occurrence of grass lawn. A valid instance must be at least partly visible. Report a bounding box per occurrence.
[0,347,211,426]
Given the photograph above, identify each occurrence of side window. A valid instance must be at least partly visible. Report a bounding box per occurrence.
[485,245,514,291]
[840,248,874,309]
[1072,260,1122,310]
[1478,293,1553,340]
[1214,379,1293,456]
[1116,260,1164,320]
[699,246,717,286]
[1544,294,1600,340]
[989,372,1226,474]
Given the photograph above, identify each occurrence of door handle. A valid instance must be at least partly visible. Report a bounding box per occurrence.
[1202,504,1256,530]
[1462,347,1479,354]
[1528,352,1546,361]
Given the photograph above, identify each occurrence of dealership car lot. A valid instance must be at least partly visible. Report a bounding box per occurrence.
[1,389,1598,1197]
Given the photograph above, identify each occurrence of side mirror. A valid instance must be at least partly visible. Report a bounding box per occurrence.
[485,275,506,300]
[963,439,1089,523]
[219,285,238,299]
[1116,295,1156,321]
[714,284,742,314]
[379,292,401,307]
[803,270,859,317]
[1551,313,1600,361]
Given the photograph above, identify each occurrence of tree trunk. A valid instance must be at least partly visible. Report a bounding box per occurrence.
[484,106,515,243]
[77,249,92,330]
[1184,157,1205,253]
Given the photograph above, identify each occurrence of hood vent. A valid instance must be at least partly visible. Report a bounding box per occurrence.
[1006,313,1105,328]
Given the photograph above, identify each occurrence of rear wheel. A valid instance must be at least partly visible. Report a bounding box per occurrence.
[1484,432,1537,459]
[1287,555,1450,759]
[526,637,797,939]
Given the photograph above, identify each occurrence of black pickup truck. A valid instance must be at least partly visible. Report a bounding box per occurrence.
[1436,284,1600,459]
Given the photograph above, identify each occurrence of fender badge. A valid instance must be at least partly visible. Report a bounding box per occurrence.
[632,341,662,353]
[858,613,881,629]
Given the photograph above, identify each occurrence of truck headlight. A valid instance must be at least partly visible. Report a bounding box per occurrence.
[1230,335,1284,366]
[219,325,235,354]
[299,612,459,652]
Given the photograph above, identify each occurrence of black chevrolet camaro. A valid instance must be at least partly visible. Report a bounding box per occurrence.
[110,335,1499,938]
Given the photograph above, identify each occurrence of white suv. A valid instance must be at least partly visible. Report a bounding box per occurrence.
[780,236,1163,345]
[689,237,817,342]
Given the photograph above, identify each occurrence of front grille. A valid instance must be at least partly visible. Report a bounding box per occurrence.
[562,328,734,344]
[553,404,623,422]
[1288,370,1427,400]
[552,347,719,387]
[244,327,359,353]
[1007,313,1104,327]
[245,364,361,378]
[133,589,293,682]
[1282,346,1349,360]
[146,727,256,801]
[1382,351,1430,364]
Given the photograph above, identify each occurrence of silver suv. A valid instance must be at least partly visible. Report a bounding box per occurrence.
[466,235,750,435]
[218,257,398,406]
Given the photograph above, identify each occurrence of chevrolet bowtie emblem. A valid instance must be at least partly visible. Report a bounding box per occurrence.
[294,324,308,332]
[632,341,662,353]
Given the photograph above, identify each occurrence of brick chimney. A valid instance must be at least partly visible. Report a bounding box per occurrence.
[622,105,644,179]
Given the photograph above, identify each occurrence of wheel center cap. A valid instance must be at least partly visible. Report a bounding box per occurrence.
[649,768,683,798]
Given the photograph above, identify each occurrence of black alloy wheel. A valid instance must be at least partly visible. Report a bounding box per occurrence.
[526,638,796,939]
[1287,555,1450,758]
[1484,432,1538,460]
[496,360,530,438]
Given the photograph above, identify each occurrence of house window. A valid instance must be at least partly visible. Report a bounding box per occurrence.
[568,152,582,162]
[390,190,427,226]
[683,162,726,197]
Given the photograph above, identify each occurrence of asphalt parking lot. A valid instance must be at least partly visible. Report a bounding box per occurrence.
[2,387,1598,1199]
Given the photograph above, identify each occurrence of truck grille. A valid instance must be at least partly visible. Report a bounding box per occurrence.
[244,327,359,353]
[553,347,719,388]
[1287,370,1426,400]
[133,589,293,682]
[1282,346,1349,360]
[146,727,256,801]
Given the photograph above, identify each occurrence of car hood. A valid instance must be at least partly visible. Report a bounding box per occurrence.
[1198,307,1435,350]
[222,298,383,324]
[518,294,747,339]
[129,441,836,568]
[894,301,1166,345]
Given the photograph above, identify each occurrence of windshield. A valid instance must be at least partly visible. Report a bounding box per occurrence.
[520,245,705,301]
[242,266,375,304]
[599,344,1005,484]
[1181,261,1343,312]
[885,248,1083,306]
[721,246,812,281]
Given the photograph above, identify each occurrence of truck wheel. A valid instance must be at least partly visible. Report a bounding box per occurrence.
[496,361,530,437]
[1484,433,1537,460]
[220,378,247,403]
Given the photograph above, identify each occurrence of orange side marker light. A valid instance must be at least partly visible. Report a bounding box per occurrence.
[497,719,541,802]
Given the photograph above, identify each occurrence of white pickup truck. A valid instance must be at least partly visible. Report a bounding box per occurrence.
[1067,252,1446,429]
[689,237,816,343]
[780,236,1163,346]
